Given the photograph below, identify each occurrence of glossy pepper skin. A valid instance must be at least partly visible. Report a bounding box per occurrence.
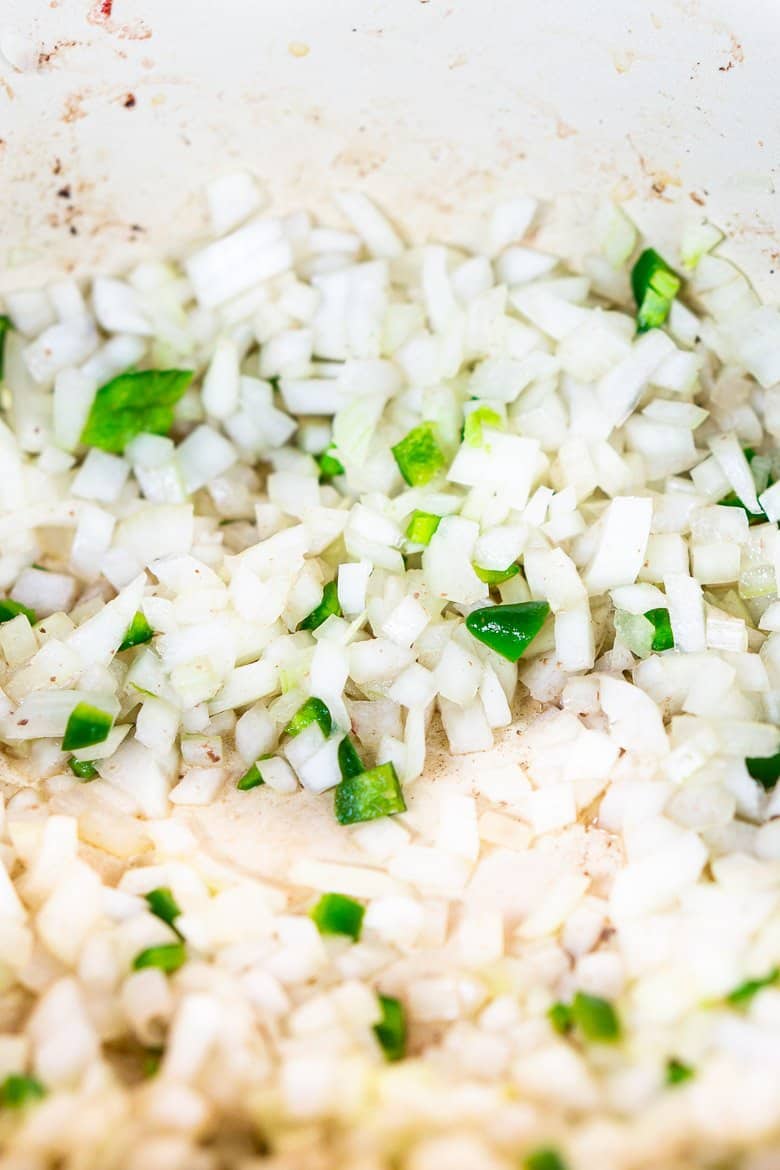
[631,248,681,333]
[334,762,406,824]
[466,600,549,662]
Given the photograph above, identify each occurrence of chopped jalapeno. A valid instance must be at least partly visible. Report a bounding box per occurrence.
[644,607,674,652]
[373,994,406,1061]
[745,752,780,790]
[119,611,154,651]
[524,1149,568,1170]
[547,1001,573,1036]
[145,887,182,932]
[61,702,114,752]
[391,422,446,487]
[334,761,406,825]
[310,892,365,940]
[317,447,345,480]
[726,967,779,1008]
[474,562,520,585]
[0,598,36,625]
[81,368,194,453]
[0,316,11,381]
[0,1073,46,1109]
[237,762,265,791]
[338,735,364,780]
[132,942,187,974]
[466,600,550,662]
[665,1057,695,1087]
[284,697,332,739]
[631,248,681,333]
[68,757,99,780]
[570,991,621,1043]
[298,580,341,631]
[405,510,441,545]
[463,405,503,447]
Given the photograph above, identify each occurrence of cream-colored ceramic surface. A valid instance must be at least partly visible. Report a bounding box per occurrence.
[1,0,778,296]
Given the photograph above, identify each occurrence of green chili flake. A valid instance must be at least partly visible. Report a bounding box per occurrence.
[0,316,11,382]
[524,1148,568,1170]
[405,510,441,546]
[726,967,779,1008]
[0,1073,46,1109]
[237,762,265,791]
[571,991,621,1043]
[298,580,341,631]
[644,607,674,652]
[463,405,503,447]
[745,752,780,790]
[118,611,154,652]
[631,248,681,333]
[68,757,99,780]
[132,942,187,974]
[317,447,345,481]
[373,994,406,1062]
[0,598,37,625]
[145,887,182,931]
[80,368,194,454]
[547,1001,574,1036]
[665,1057,695,1087]
[466,600,550,662]
[61,702,114,752]
[335,761,406,825]
[474,562,520,585]
[310,892,365,941]
[284,697,332,739]
[338,735,364,780]
[391,422,446,487]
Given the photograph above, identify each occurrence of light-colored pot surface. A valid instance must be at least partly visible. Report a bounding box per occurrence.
[1,0,778,297]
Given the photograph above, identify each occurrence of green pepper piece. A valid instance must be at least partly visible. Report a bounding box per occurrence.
[373,994,406,1061]
[405,510,441,545]
[474,563,520,585]
[81,368,193,453]
[570,991,621,1043]
[726,967,779,1008]
[310,892,365,940]
[337,736,364,780]
[334,762,406,825]
[0,316,11,382]
[145,887,182,932]
[547,1001,573,1036]
[61,702,113,751]
[298,580,341,631]
[118,611,154,651]
[644,607,674,652]
[463,405,503,447]
[237,762,265,791]
[68,757,99,780]
[0,599,36,625]
[524,1149,568,1170]
[391,422,446,487]
[284,697,332,739]
[665,1057,695,1087]
[631,248,681,332]
[466,600,549,662]
[132,942,187,974]
[0,1073,46,1109]
[317,447,345,481]
[745,752,780,790]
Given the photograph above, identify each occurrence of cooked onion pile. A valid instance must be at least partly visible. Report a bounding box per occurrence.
[1,179,780,1170]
